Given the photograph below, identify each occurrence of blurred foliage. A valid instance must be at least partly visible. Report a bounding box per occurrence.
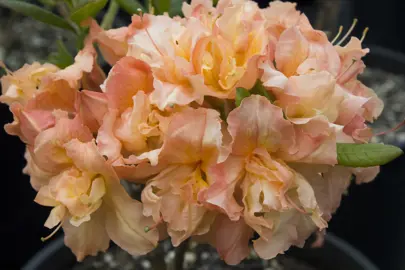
[0,0,186,68]
[48,39,74,68]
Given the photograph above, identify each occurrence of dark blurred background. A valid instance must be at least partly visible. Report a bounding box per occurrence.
[1,0,405,269]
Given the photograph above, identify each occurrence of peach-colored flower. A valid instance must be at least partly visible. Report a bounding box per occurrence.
[334,38,383,123]
[85,19,133,66]
[1,33,99,145]
[101,56,154,112]
[260,30,380,144]
[0,62,59,105]
[141,107,223,246]
[200,95,326,262]
[30,112,93,176]
[262,71,340,164]
[128,13,208,109]
[96,56,168,181]
[35,139,158,261]
[128,0,267,109]
[195,214,253,265]
[260,24,340,90]
[182,0,215,19]
[263,1,301,34]
[22,111,93,192]
[190,0,267,98]
[23,149,55,191]
[77,90,108,133]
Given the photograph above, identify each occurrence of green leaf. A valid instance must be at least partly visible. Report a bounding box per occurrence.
[70,0,108,24]
[336,143,403,167]
[152,0,170,14]
[75,26,90,50]
[100,0,119,29]
[38,0,57,7]
[235,87,251,107]
[48,40,75,68]
[0,0,75,32]
[169,0,184,16]
[115,0,145,14]
[250,80,275,103]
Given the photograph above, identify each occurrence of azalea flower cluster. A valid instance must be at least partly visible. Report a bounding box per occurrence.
[1,0,385,265]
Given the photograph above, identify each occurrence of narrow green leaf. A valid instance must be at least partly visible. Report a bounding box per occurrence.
[48,40,74,68]
[250,80,275,103]
[169,0,184,16]
[0,0,75,32]
[38,0,57,7]
[100,0,119,29]
[115,0,145,14]
[152,0,170,14]
[75,26,90,50]
[70,0,108,24]
[235,87,251,107]
[337,143,403,167]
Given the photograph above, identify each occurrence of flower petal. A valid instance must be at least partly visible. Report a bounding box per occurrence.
[351,166,380,184]
[210,215,253,265]
[103,56,153,112]
[78,90,108,133]
[62,209,110,261]
[64,139,114,178]
[275,26,309,77]
[200,155,244,221]
[253,210,315,259]
[227,95,295,156]
[104,180,159,255]
[159,108,223,165]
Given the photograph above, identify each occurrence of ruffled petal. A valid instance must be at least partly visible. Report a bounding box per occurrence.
[206,215,253,265]
[62,209,110,261]
[78,90,108,133]
[159,108,223,165]
[104,179,159,255]
[227,95,295,156]
[200,155,244,220]
[103,56,153,112]
[275,26,309,77]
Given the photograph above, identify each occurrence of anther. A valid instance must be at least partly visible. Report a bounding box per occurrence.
[41,222,63,242]
[336,18,358,46]
[331,26,343,44]
[360,27,369,43]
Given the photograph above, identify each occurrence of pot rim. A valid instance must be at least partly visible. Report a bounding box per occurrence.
[23,233,379,270]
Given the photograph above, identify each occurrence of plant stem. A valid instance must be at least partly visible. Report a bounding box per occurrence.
[101,0,119,30]
[174,239,189,270]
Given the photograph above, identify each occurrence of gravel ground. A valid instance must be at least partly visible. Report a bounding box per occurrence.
[72,240,317,270]
[361,68,405,145]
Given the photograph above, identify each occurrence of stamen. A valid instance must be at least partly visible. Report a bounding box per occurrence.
[41,222,63,242]
[145,28,164,57]
[331,26,343,44]
[286,196,307,214]
[375,119,405,136]
[336,18,358,46]
[0,61,11,74]
[144,216,163,233]
[360,27,369,43]
[336,58,357,80]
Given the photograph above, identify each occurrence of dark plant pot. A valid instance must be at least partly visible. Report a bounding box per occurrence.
[23,234,378,270]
